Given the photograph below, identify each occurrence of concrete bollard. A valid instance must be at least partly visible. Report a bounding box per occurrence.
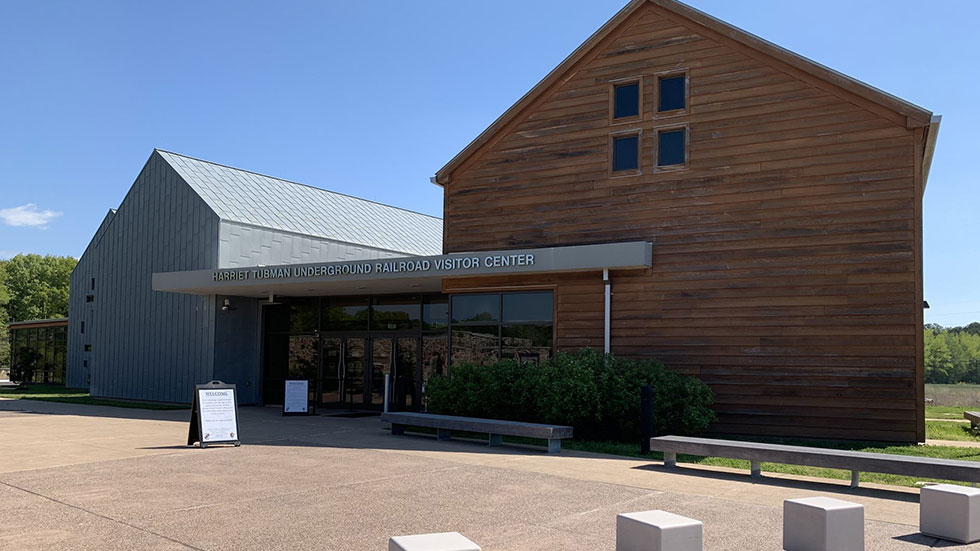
[388,532,481,551]
[783,496,864,551]
[616,510,703,551]
[920,483,980,543]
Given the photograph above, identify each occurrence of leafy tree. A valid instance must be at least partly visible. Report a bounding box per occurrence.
[925,328,955,383]
[2,254,76,321]
[924,324,980,384]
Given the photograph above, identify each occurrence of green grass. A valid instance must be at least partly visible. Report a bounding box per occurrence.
[0,384,188,410]
[926,420,980,442]
[926,405,971,419]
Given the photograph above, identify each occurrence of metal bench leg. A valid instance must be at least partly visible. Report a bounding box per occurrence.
[850,470,860,488]
[391,424,405,436]
[436,428,451,441]
[750,460,762,478]
[547,439,561,453]
[489,434,503,447]
[664,452,676,468]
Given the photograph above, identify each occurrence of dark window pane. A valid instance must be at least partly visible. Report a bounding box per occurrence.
[502,291,553,323]
[265,299,318,332]
[613,135,639,172]
[322,297,369,331]
[451,325,499,366]
[422,334,449,380]
[659,75,685,111]
[422,295,449,330]
[371,295,421,331]
[658,129,685,166]
[502,324,554,364]
[613,82,639,119]
[451,294,499,323]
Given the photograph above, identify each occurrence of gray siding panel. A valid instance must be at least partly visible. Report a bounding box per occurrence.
[68,152,221,403]
[213,295,261,404]
[217,221,408,268]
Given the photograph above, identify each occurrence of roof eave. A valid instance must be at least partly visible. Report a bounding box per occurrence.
[921,115,942,193]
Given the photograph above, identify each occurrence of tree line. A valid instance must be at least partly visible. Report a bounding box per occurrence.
[925,323,980,384]
[0,254,77,374]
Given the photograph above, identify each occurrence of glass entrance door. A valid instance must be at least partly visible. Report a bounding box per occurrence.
[318,336,367,409]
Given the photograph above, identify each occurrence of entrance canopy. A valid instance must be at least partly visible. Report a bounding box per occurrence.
[152,241,652,298]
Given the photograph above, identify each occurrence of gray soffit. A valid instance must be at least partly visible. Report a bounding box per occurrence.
[153,241,653,298]
[155,150,442,257]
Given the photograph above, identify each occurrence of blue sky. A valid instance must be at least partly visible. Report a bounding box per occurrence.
[0,1,976,326]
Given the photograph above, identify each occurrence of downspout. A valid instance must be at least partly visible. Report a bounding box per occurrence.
[604,269,611,354]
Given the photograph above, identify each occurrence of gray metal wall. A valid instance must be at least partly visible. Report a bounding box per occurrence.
[218,221,410,268]
[67,152,220,403]
[212,295,261,404]
[67,209,115,388]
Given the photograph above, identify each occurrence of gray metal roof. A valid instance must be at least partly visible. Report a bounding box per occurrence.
[156,150,442,256]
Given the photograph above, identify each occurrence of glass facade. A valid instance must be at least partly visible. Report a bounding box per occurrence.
[261,290,555,409]
[9,323,68,384]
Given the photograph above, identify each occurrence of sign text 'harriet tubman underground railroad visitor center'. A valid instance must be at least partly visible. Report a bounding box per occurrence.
[61,0,940,443]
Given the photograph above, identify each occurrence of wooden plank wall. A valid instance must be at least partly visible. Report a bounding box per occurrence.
[442,4,924,442]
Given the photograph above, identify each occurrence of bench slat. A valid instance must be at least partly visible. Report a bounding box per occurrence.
[650,436,980,483]
[382,412,573,439]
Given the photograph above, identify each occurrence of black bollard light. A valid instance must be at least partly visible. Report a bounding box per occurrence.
[640,384,654,454]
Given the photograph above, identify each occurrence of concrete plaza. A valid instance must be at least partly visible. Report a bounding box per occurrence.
[0,399,974,550]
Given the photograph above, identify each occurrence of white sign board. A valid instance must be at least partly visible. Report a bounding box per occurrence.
[198,388,239,443]
[283,380,309,414]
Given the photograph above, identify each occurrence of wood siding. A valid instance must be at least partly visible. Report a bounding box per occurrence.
[442,4,925,442]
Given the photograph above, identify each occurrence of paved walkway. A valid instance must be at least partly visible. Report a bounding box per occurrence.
[0,398,974,550]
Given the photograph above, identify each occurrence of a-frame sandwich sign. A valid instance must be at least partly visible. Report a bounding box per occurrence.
[187,380,241,448]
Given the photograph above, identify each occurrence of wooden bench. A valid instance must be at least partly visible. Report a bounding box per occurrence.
[381,412,573,453]
[650,435,980,488]
[965,411,980,429]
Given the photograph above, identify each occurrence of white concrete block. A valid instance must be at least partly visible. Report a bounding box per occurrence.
[920,483,980,543]
[783,496,864,551]
[388,531,481,551]
[616,510,703,551]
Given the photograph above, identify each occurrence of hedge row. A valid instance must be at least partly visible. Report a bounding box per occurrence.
[424,348,715,442]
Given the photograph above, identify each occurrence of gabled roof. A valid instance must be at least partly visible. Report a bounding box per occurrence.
[156,150,442,257]
[433,0,935,186]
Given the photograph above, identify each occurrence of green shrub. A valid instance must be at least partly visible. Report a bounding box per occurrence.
[425,348,715,442]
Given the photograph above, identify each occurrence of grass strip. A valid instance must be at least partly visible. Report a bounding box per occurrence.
[0,384,188,410]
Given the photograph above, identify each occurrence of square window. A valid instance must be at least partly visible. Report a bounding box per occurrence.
[612,135,639,172]
[613,82,639,119]
[84,344,92,352]
[659,75,686,112]
[86,295,94,303]
[658,129,686,167]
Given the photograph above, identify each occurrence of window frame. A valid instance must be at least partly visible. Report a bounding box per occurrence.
[609,129,642,176]
[654,124,690,171]
[654,70,689,118]
[609,76,643,124]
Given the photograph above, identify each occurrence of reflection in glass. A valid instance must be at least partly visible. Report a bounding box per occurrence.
[371,338,392,405]
[502,292,553,323]
[287,336,318,381]
[371,295,421,331]
[423,296,449,330]
[395,337,418,409]
[451,325,499,366]
[320,337,342,406]
[502,325,554,364]
[451,294,499,323]
[323,297,370,331]
[346,338,366,404]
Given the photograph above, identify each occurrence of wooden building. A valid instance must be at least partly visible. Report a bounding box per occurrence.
[431,0,940,442]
